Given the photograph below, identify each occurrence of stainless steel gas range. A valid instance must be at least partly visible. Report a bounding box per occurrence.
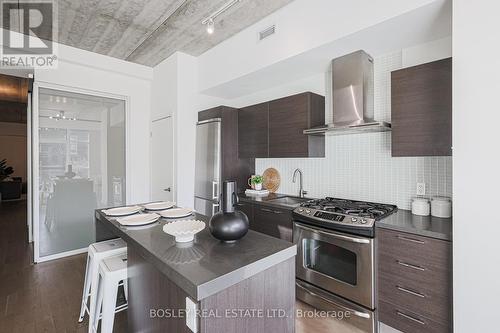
[293,198,397,333]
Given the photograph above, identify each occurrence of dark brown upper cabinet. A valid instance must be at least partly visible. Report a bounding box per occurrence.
[238,92,325,158]
[238,102,269,158]
[391,58,452,157]
[269,92,325,157]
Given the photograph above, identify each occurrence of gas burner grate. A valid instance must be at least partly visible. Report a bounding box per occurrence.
[300,197,397,220]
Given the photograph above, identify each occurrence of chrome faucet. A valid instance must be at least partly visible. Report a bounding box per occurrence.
[292,168,308,198]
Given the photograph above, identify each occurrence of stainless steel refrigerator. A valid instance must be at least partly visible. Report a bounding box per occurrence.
[194,118,221,217]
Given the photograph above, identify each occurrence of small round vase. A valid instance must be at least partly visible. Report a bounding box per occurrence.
[209,211,249,242]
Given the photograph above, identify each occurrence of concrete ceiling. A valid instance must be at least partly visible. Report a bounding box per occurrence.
[56,0,293,66]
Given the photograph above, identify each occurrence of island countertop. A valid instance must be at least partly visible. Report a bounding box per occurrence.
[95,208,297,301]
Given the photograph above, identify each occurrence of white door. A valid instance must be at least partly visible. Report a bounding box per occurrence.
[151,117,174,201]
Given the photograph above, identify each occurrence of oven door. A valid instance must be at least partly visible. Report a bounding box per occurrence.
[294,222,375,309]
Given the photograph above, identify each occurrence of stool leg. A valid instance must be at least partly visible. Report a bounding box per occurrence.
[90,273,103,333]
[88,258,101,330]
[78,253,91,322]
[100,277,119,333]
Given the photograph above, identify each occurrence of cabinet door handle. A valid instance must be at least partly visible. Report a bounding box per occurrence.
[261,207,283,214]
[396,311,426,325]
[397,235,425,244]
[397,260,426,271]
[396,286,426,298]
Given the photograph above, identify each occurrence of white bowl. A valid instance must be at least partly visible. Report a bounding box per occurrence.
[163,220,206,243]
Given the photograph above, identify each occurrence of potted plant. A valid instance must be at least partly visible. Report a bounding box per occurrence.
[251,175,264,191]
[0,159,14,181]
[0,159,22,200]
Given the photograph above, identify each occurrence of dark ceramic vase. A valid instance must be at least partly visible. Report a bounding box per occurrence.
[209,180,249,242]
[209,210,249,243]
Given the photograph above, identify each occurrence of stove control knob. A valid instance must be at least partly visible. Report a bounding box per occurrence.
[351,217,358,223]
[305,209,311,214]
[360,219,367,224]
[298,208,304,213]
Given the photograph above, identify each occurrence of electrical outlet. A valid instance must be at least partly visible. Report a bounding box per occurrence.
[416,183,426,196]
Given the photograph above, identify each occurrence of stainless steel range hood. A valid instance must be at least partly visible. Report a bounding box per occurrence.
[304,50,391,136]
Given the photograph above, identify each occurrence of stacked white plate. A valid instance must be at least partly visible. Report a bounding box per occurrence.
[159,208,193,219]
[116,213,160,226]
[103,205,142,216]
[142,201,176,211]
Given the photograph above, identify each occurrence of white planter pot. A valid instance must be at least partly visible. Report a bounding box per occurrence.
[254,183,262,191]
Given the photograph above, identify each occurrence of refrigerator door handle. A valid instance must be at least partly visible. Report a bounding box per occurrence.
[212,181,219,200]
[212,203,220,215]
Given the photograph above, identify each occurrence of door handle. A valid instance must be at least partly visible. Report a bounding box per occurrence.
[396,260,426,271]
[397,235,425,244]
[212,181,219,200]
[295,223,370,244]
[261,208,283,214]
[212,203,220,216]
[396,286,426,298]
[295,281,371,319]
[396,311,426,325]
[163,187,171,192]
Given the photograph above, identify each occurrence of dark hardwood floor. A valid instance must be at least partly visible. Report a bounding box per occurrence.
[0,200,126,332]
[0,200,355,332]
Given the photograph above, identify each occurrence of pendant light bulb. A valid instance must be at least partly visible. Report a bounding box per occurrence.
[207,18,215,34]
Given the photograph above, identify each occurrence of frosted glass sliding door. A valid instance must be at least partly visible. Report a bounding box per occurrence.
[34,87,126,260]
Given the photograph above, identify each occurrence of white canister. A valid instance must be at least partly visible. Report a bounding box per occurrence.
[431,196,452,218]
[411,197,430,216]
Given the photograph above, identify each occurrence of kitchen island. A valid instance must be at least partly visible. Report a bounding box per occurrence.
[95,208,297,333]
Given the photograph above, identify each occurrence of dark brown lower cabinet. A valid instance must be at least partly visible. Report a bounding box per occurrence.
[235,201,254,222]
[377,227,452,333]
[252,205,293,242]
[235,201,294,242]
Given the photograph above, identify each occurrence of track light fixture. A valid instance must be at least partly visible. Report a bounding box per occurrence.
[202,0,241,35]
[206,18,215,34]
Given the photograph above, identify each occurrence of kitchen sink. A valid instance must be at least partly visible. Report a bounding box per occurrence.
[267,196,311,208]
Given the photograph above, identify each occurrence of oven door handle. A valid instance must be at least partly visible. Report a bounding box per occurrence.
[296,281,371,319]
[295,223,370,244]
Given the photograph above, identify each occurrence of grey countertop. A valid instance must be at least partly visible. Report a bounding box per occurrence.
[376,209,452,241]
[95,208,297,301]
[239,193,452,240]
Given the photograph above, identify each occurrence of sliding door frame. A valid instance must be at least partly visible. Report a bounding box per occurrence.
[32,81,130,263]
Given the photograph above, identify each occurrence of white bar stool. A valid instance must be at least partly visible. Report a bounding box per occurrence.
[78,238,127,328]
[91,252,128,333]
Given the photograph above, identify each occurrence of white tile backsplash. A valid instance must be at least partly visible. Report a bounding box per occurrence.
[255,51,452,210]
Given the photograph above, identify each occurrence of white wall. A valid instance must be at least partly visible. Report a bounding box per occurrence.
[453,1,500,332]
[34,43,153,204]
[152,52,211,209]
